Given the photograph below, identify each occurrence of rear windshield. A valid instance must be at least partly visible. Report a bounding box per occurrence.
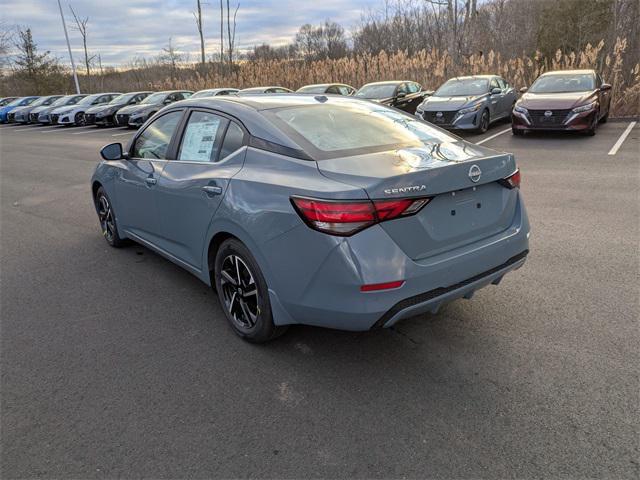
[434,78,489,96]
[529,74,595,93]
[268,102,457,160]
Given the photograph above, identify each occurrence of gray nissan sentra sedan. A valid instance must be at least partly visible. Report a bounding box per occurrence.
[92,94,529,342]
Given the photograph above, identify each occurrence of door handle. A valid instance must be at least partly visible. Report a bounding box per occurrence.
[145,177,157,186]
[202,185,222,195]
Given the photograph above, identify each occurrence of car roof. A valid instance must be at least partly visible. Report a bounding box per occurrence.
[298,83,351,89]
[540,69,595,76]
[360,80,415,87]
[448,75,496,80]
[240,86,289,92]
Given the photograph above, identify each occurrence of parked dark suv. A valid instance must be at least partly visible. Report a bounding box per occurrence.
[355,81,430,114]
[512,69,612,136]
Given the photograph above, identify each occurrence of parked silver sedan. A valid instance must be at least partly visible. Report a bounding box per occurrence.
[416,75,517,133]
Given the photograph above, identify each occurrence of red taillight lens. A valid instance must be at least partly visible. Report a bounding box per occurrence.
[291,196,431,236]
[500,169,521,189]
[360,280,405,292]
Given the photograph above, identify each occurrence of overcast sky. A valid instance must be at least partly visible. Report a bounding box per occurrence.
[1,0,380,66]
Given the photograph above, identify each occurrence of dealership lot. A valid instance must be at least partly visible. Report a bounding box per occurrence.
[1,120,638,477]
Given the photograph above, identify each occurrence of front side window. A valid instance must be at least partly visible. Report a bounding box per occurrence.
[132,111,182,159]
[178,111,226,162]
[490,78,501,90]
[356,84,398,99]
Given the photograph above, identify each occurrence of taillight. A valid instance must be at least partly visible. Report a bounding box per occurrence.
[291,196,431,236]
[499,169,521,189]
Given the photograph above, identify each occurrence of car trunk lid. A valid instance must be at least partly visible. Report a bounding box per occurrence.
[316,142,519,260]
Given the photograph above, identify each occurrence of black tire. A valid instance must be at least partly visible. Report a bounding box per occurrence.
[214,238,287,343]
[95,187,126,247]
[585,112,598,136]
[512,127,524,136]
[600,110,609,123]
[476,109,490,134]
[75,112,85,126]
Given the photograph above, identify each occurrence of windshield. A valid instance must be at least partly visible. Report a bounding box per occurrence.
[355,84,397,99]
[141,92,168,104]
[29,97,51,107]
[297,86,328,94]
[7,98,24,106]
[270,101,457,159]
[192,90,216,98]
[529,74,595,93]
[108,93,135,104]
[434,78,489,97]
[77,95,101,106]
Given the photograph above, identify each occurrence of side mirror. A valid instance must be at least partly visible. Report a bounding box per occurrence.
[519,87,528,93]
[491,87,502,95]
[600,83,612,91]
[100,142,124,161]
[396,91,407,99]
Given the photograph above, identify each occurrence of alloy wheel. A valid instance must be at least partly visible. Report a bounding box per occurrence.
[220,255,259,329]
[97,194,115,242]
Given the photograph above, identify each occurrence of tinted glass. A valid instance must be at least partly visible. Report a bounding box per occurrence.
[297,85,328,94]
[132,111,182,159]
[434,78,489,96]
[271,102,457,157]
[337,86,352,95]
[178,111,225,162]
[407,82,421,93]
[529,74,595,93]
[490,78,500,90]
[219,122,245,160]
[355,84,397,99]
[141,93,167,104]
[192,90,215,98]
[109,93,135,104]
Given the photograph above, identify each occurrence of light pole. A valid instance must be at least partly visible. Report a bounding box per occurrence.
[57,0,81,94]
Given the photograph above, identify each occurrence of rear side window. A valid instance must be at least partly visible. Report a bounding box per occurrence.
[132,111,182,159]
[178,111,226,162]
[219,122,245,160]
[490,78,500,90]
[180,92,193,99]
[407,82,421,93]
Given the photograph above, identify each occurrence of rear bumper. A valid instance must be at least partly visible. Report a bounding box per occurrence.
[268,192,530,331]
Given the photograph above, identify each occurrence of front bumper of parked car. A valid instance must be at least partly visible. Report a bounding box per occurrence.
[267,193,530,331]
[56,114,75,125]
[417,108,482,130]
[512,107,597,131]
[127,114,147,128]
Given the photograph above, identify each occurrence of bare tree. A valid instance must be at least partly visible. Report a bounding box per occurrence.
[219,0,224,67]
[69,4,95,89]
[226,1,239,66]
[159,37,184,86]
[193,0,206,66]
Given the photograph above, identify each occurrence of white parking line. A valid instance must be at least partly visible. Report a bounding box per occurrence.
[112,131,133,137]
[476,127,512,145]
[607,121,636,156]
[13,125,59,132]
[71,128,106,135]
[41,127,75,133]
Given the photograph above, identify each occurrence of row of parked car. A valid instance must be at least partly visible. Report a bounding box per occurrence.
[0,69,612,135]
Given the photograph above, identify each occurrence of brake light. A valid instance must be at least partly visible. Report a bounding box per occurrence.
[360,280,405,292]
[291,196,431,236]
[499,169,521,189]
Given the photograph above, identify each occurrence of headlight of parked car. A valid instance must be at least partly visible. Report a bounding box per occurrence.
[458,103,482,115]
[572,101,597,113]
[514,105,528,115]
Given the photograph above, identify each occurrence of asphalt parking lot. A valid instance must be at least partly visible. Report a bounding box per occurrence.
[1,119,638,478]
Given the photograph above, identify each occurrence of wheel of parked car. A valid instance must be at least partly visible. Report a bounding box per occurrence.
[95,187,125,247]
[512,128,524,136]
[75,112,85,126]
[477,110,489,133]
[214,238,287,343]
[585,110,599,136]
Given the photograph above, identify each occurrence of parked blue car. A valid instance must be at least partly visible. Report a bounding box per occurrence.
[92,95,529,342]
[0,96,40,123]
[416,75,517,133]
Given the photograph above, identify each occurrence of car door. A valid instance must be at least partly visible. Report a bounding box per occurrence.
[392,83,411,111]
[115,109,184,245]
[497,77,515,118]
[488,77,504,120]
[596,73,610,118]
[155,109,247,270]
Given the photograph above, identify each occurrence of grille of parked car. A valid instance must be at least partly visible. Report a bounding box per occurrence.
[528,109,572,126]
[422,111,458,124]
[116,114,129,125]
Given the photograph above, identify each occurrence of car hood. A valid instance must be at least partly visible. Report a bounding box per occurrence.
[518,91,597,110]
[51,106,76,114]
[119,103,158,115]
[86,104,117,114]
[420,95,485,111]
